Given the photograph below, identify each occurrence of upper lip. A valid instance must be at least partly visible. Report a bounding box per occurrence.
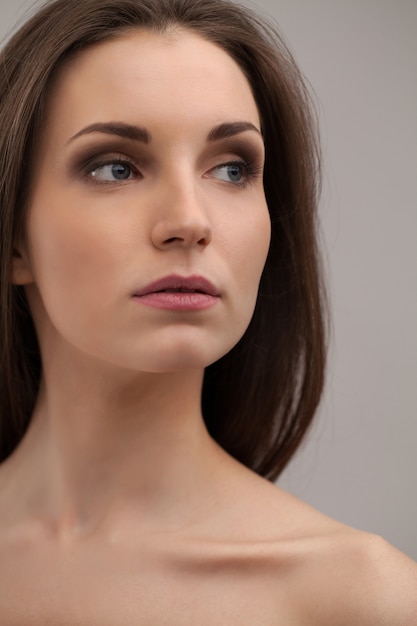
[133,274,220,297]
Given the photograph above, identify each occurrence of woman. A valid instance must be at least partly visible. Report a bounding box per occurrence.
[0,0,416,622]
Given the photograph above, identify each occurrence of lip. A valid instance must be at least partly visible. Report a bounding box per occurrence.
[132,274,220,311]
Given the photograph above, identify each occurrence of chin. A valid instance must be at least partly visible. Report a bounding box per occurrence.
[135,348,225,374]
[130,335,241,374]
[118,324,246,374]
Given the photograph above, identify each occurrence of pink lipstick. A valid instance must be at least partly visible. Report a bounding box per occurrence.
[132,275,220,311]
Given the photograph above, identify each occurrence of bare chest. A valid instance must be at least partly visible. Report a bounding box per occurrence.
[0,537,303,625]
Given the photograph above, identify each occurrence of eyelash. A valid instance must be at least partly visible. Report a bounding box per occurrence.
[81,155,263,189]
[211,159,263,189]
[82,155,139,184]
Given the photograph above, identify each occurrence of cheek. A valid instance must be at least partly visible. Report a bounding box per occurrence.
[24,201,130,327]
[30,216,95,289]
[215,203,270,357]
[232,202,271,292]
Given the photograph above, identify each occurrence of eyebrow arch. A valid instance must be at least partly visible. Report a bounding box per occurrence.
[67,122,151,145]
[207,121,262,142]
[66,120,262,146]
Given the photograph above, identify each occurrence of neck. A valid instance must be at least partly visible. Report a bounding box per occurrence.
[7,358,226,539]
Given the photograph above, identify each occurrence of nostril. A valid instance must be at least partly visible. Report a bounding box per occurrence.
[164,236,184,244]
[153,222,212,250]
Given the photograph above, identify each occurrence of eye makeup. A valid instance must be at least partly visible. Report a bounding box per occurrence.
[66,130,264,190]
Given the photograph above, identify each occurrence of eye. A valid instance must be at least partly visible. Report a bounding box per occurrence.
[88,160,136,182]
[212,161,246,184]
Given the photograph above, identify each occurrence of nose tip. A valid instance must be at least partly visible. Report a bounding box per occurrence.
[152,223,212,250]
[151,190,212,251]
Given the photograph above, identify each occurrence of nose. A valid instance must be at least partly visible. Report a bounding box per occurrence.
[150,180,212,251]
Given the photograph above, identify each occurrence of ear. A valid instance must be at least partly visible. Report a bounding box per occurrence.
[11,243,34,285]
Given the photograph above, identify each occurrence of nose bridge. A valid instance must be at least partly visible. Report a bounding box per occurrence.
[151,162,212,249]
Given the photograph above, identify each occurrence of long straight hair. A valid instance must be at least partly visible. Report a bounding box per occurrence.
[0,0,327,481]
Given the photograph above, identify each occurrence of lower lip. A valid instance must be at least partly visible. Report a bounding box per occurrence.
[132,292,219,311]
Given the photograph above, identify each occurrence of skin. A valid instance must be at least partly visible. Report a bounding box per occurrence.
[0,29,416,625]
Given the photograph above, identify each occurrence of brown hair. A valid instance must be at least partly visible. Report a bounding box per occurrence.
[0,0,326,481]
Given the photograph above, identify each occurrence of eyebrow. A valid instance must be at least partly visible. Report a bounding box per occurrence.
[67,122,151,145]
[207,121,262,142]
[66,120,262,145]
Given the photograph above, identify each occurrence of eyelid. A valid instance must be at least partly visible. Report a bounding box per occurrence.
[208,158,264,189]
[70,137,265,186]
[203,135,265,184]
[77,152,142,184]
[205,135,265,161]
[68,139,149,173]
[203,140,264,174]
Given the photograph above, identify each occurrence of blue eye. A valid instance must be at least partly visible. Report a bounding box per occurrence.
[90,161,134,181]
[214,162,246,184]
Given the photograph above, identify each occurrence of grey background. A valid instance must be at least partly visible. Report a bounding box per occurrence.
[1,0,416,559]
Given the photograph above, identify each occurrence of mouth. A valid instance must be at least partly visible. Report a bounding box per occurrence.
[133,275,219,297]
[132,275,220,311]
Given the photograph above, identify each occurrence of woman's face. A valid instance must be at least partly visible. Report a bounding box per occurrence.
[14,29,270,373]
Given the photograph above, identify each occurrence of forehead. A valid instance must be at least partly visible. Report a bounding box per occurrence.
[44,29,261,142]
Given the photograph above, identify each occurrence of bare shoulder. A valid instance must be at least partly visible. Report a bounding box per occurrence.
[332,530,417,625]
[267,488,417,625]
[220,466,417,625]
[264,492,417,624]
